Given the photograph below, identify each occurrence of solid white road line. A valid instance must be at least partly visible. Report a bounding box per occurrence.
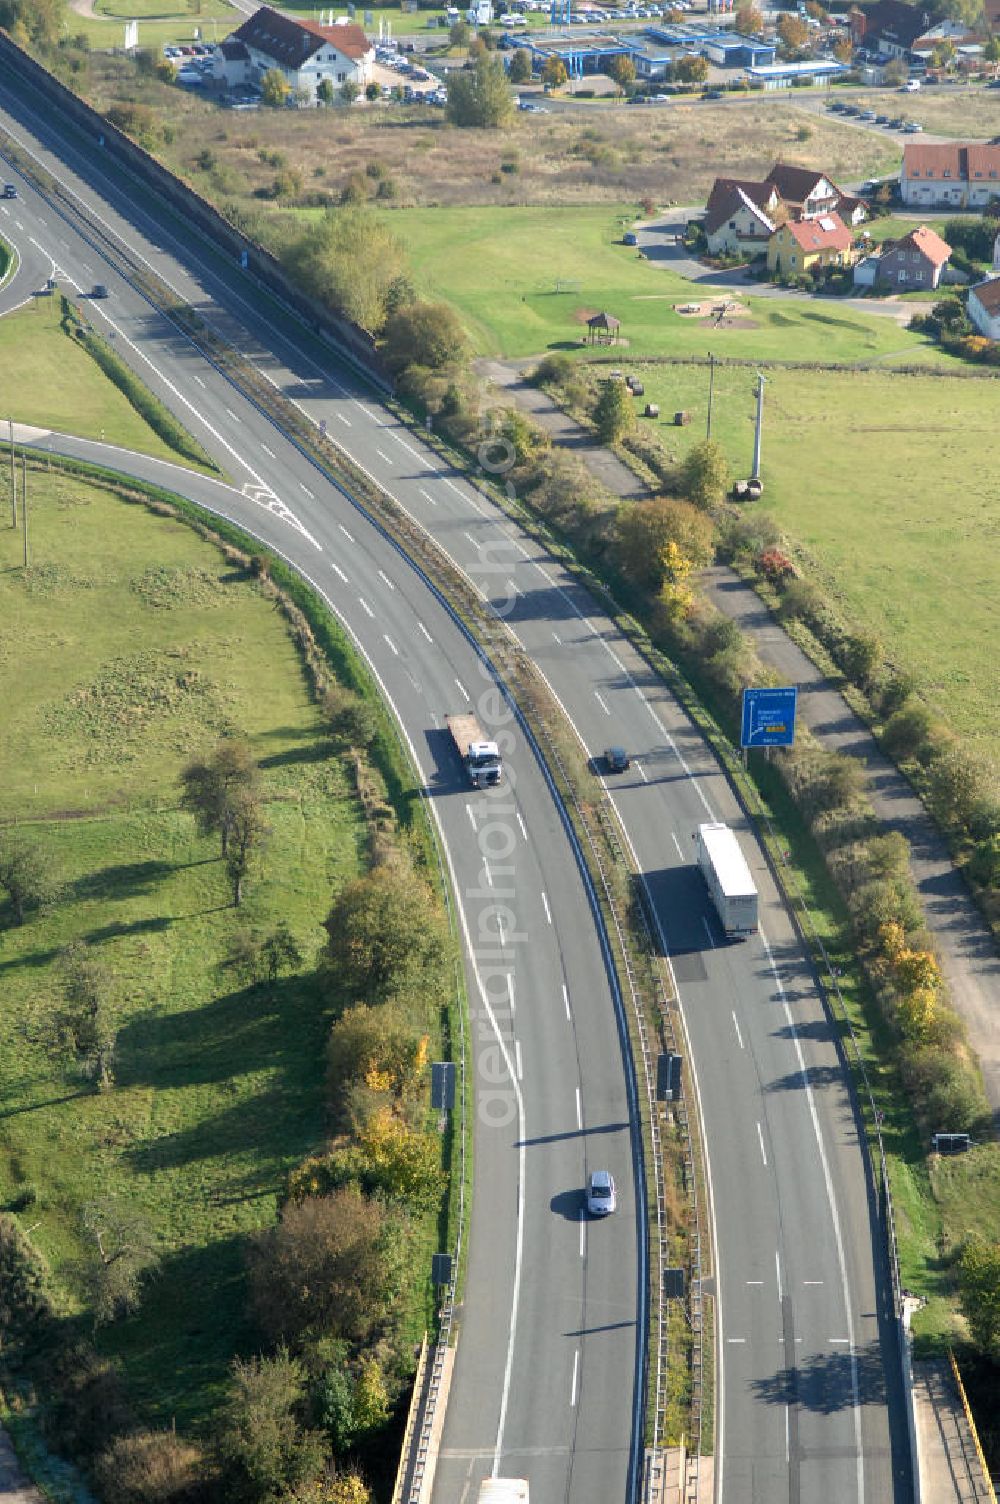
[757,1121,768,1167]
[776,1250,783,1304]
[542,892,552,925]
[515,1040,523,1081]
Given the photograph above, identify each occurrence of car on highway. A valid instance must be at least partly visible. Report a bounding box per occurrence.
[2,183,16,198]
[859,108,876,120]
[902,121,923,131]
[702,88,724,99]
[875,113,889,123]
[587,1170,617,1216]
[605,745,631,773]
[889,115,905,127]
[91,283,109,298]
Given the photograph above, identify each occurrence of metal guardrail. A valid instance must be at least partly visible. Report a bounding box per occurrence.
[948,1349,997,1504]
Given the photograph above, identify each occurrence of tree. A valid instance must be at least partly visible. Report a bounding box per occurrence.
[841,631,883,688]
[882,56,908,85]
[318,1350,390,1453]
[180,737,260,858]
[225,787,270,907]
[985,36,1000,62]
[735,4,764,32]
[283,208,409,334]
[776,12,810,54]
[365,81,380,101]
[57,940,116,1088]
[593,379,635,444]
[317,78,335,105]
[508,47,532,84]
[340,79,361,104]
[681,438,730,508]
[542,55,568,88]
[832,35,853,62]
[674,53,708,83]
[358,1110,443,1209]
[931,39,955,68]
[607,53,636,89]
[382,300,469,376]
[248,1189,402,1344]
[261,67,291,107]
[324,866,447,1002]
[0,832,61,925]
[882,701,935,761]
[82,1199,159,1326]
[958,1237,1000,1355]
[326,1003,428,1115]
[449,17,471,46]
[446,52,513,127]
[615,497,715,591]
[216,1350,326,1503]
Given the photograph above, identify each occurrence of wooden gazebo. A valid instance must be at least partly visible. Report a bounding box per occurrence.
[586,311,621,345]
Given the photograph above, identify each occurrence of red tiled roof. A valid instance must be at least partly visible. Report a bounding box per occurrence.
[971,276,1000,313]
[778,212,852,253]
[232,6,371,65]
[903,142,1000,180]
[894,224,952,267]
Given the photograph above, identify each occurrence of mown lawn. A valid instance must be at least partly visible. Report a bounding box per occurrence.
[583,357,1000,750]
[0,295,203,462]
[0,476,370,1430]
[388,205,943,362]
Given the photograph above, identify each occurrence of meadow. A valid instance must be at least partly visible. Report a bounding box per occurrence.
[0,474,371,1428]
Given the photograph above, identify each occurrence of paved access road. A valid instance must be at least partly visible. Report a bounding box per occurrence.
[0,63,911,1502]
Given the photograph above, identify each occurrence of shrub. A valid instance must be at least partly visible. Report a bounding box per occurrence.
[326,1004,428,1121]
[777,577,822,626]
[878,670,918,720]
[0,1213,51,1353]
[716,510,780,561]
[926,742,987,829]
[49,1348,133,1463]
[882,701,935,762]
[841,632,883,689]
[215,1350,326,1503]
[323,867,448,1003]
[681,439,730,509]
[94,1430,208,1504]
[758,547,794,585]
[900,1046,989,1134]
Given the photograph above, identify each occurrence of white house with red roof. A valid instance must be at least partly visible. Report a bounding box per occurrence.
[766,213,854,276]
[900,143,1000,209]
[875,224,953,289]
[217,6,374,98]
[968,276,1000,339]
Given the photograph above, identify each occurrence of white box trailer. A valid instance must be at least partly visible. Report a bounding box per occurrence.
[478,1481,529,1503]
[695,822,758,938]
[447,713,502,788]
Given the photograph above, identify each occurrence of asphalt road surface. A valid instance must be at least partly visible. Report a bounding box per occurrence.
[0,62,912,1503]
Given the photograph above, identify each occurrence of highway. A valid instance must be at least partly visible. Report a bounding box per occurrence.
[0,59,911,1503]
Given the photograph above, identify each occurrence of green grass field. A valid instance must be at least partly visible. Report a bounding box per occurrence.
[0,295,202,462]
[386,205,945,364]
[587,358,1000,750]
[0,475,371,1429]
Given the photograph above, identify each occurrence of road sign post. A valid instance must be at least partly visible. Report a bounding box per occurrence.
[740,686,798,751]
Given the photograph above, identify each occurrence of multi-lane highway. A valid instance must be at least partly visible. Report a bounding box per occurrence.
[0,58,911,1503]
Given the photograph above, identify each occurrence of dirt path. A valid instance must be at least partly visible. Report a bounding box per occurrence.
[486,368,1000,1125]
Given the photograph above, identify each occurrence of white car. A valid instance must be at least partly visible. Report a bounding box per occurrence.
[587,1169,617,1216]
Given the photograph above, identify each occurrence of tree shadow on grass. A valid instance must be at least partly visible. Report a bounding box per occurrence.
[85,915,174,944]
[70,859,177,904]
[257,740,333,771]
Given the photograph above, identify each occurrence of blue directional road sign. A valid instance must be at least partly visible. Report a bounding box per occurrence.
[740,686,798,749]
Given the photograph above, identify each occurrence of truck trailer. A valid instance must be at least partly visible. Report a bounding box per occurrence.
[695,822,758,938]
[447,713,502,788]
[478,1481,529,1504]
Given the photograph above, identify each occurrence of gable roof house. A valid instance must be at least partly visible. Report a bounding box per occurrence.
[704,178,783,255]
[968,276,1000,339]
[218,6,374,97]
[767,213,853,276]
[765,162,841,219]
[901,143,1000,208]
[849,0,931,57]
[875,224,952,289]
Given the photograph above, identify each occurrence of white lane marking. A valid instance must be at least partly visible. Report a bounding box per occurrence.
[261,441,274,457]
[760,924,864,1504]
[746,1280,763,1286]
[570,1349,580,1408]
[226,408,240,423]
[803,1281,825,1287]
[579,1210,586,1257]
[466,804,477,831]
[336,412,351,426]
[378,568,395,590]
[384,635,399,656]
[776,1251,783,1305]
[497,912,506,947]
[463,531,477,547]
[785,1406,790,1464]
[516,811,528,842]
[444,477,467,498]
[702,917,716,948]
[419,487,437,506]
[672,833,685,860]
[193,374,206,389]
[829,1338,851,1345]
[300,483,314,498]
[359,598,374,617]
[515,1039,523,1081]
[563,984,571,1021]
[509,975,515,1016]
[756,1121,768,1167]
[542,892,552,925]
[607,649,624,670]
[455,679,470,701]
[727,1337,747,1344]
[376,448,392,464]
[339,524,355,543]
[483,860,493,889]
[418,621,433,642]
[552,631,562,645]
[594,691,610,715]
[330,562,349,584]
[637,762,648,783]
[575,1087,582,1131]
[505,578,519,598]
[732,1011,744,1050]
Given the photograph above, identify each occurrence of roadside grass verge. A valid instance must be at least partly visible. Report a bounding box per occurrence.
[577,356,1000,752]
[0,294,211,465]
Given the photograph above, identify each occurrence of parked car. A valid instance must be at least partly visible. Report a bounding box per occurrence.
[859,108,876,120]
[889,115,905,126]
[874,113,888,123]
[902,121,923,131]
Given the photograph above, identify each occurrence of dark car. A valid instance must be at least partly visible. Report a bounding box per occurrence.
[605,746,630,773]
[2,183,16,198]
[91,283,109,299]
[702,88,724,99]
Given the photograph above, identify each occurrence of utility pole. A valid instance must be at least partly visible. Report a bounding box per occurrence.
[751,372,765,482]
[706,351,716,440]
[8,416,14,528]
[21,451,28,569]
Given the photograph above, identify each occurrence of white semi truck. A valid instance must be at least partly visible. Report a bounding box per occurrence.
[447,713,502,788]
[478,1481,529,1503]
[695,822,758,938]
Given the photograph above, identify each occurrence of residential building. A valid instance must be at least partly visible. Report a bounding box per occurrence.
[900,143,1000,208]
[875,224,952,288]
[849,0,931,57]
[766,162,840,218]
[218,6,374,98]
[968,276,1000,338]
[987,0,1000,32]
[767,213,853,275]
[704,178,782,255]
